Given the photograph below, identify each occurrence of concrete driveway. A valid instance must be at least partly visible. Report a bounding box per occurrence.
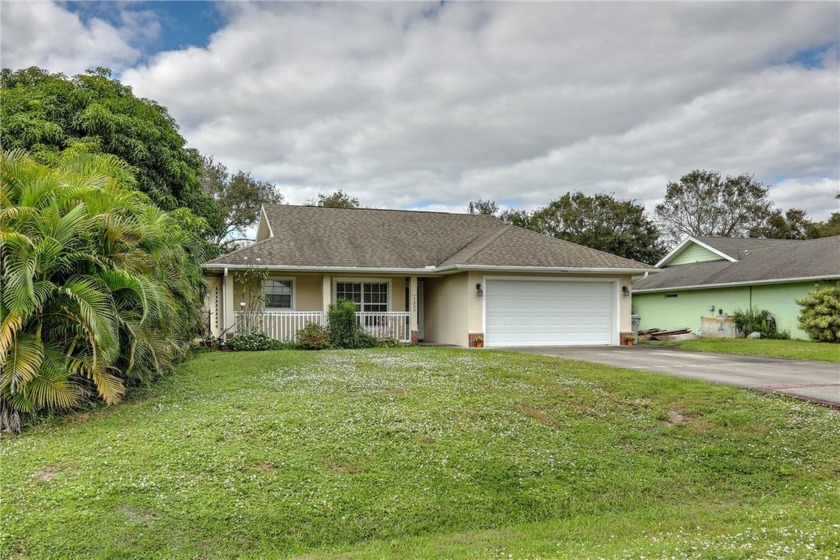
[504,345,840,406]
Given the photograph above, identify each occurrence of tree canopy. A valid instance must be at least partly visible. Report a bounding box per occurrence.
[0,148,206,432]
[306,189,360,208]
[468,193,666,264]
[0,66,223,235]
[528,192,666,264]
[654,170,773,242]
[199,156,284,251]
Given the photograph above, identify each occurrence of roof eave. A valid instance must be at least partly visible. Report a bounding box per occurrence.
[434,264,659,275]
[202,263,437,274]
[633,274,840,293]
[203,262,659,276]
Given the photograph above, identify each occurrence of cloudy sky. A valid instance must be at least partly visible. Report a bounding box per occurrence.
[3,1,839,218]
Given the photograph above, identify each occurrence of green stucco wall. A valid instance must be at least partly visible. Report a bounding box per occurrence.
[668,243,724,265]
[632,281,820,339]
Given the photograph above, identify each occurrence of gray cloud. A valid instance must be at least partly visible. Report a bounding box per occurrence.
[7,2,839,219]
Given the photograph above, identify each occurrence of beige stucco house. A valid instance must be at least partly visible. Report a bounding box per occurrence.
[203,205,655,348]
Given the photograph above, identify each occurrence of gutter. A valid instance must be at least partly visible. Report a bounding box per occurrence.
[433,264,660,275]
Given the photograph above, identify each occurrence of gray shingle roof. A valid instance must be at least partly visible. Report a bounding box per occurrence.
[689,236,802,261]
[634,235,840,291]
[205,205,653,272]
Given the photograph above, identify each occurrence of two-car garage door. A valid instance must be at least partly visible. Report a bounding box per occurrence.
[484,278,616,347]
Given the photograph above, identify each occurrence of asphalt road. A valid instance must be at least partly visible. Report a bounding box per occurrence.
[503,345,840,406]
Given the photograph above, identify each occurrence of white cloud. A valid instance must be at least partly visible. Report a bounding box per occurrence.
[8,2,840,220]
[0,1,158,75]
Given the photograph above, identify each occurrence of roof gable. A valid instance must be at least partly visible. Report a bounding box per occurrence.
[663,240,732,266]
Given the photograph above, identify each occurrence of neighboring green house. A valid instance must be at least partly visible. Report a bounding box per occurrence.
[632,235,840,339]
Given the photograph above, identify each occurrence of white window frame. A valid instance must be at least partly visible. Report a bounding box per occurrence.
[333,278,391,312]
[264,278,295,310]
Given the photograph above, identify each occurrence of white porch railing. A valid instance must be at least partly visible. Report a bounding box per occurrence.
[235,311,325,342]
[356,312,411,342]
[234,311,411,343]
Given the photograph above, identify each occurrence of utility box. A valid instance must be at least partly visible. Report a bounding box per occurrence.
[700,316,738,338]
[631,315,641,339]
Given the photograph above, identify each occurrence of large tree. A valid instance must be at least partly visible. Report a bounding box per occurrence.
[466,199,533,228]
[529,192,666,264]
[0,148,205,432]
[749,208,815,239]
[199,156,284,251]
[306,189,360,208]
[655,170,773,242]
[0,66,223,236]
[808,212,840,238]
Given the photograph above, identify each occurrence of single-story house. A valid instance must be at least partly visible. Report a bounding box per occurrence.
[203,205,655,347]
[632,235,840,339]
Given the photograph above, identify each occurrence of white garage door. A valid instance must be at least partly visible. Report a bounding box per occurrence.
[485,279,615,347]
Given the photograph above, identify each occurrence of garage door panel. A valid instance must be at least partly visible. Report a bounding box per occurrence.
[485,279,614,346]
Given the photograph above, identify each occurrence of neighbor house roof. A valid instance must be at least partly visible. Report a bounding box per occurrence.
[634,235,840,292]
[204,205,654,273]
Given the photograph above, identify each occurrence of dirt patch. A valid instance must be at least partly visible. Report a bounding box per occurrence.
[254,461,276,474]
[383,387,407,396]
[521,405,565,430]
[118,505,159,526]
[665,409,684,425]
[663,408,711,432]
[322,459,363,475]
[32,464,65,482]
[418,435,436,446]
[33,465,60,482]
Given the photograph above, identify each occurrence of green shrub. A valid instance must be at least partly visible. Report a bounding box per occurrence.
[296,323,330,350]
[796,281,840,342]
[325,299,384,349]
[225,331,287,351]
[327,299,358,348]
[731,307,790,339]
[351,330,380,349]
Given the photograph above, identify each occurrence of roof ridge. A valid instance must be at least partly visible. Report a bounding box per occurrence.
[263,203,499,219]
[450,224,513,265]
[511,226,646,267]
[205,236,275,265]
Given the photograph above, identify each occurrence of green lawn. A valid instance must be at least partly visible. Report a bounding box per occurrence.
[2,348,839,559]
[641,338,840,362]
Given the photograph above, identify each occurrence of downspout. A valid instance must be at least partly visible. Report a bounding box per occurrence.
[222,267,228,334]
[749,285,752,310]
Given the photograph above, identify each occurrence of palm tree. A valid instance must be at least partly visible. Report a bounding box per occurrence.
[0,148,205,432]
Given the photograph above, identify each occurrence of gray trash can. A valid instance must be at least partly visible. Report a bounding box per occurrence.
[631,315,641,339]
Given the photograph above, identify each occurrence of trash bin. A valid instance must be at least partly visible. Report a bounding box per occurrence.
[631,315,641,339]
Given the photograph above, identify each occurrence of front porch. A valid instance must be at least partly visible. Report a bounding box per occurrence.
[234,311,412,343]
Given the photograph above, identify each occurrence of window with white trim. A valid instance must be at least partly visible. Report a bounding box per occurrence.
[265,279,293,309]
[336,281,388,312]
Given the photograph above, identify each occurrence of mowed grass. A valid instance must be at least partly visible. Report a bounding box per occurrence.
[642,338,840,363]
[2,348,839,559]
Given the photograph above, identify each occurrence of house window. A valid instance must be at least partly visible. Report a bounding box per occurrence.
[336,281,388,312]
[265,280,293,309]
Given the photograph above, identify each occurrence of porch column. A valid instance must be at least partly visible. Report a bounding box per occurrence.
[223,271,235,338]
[322,275,332,323]
[409,275,419,344]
